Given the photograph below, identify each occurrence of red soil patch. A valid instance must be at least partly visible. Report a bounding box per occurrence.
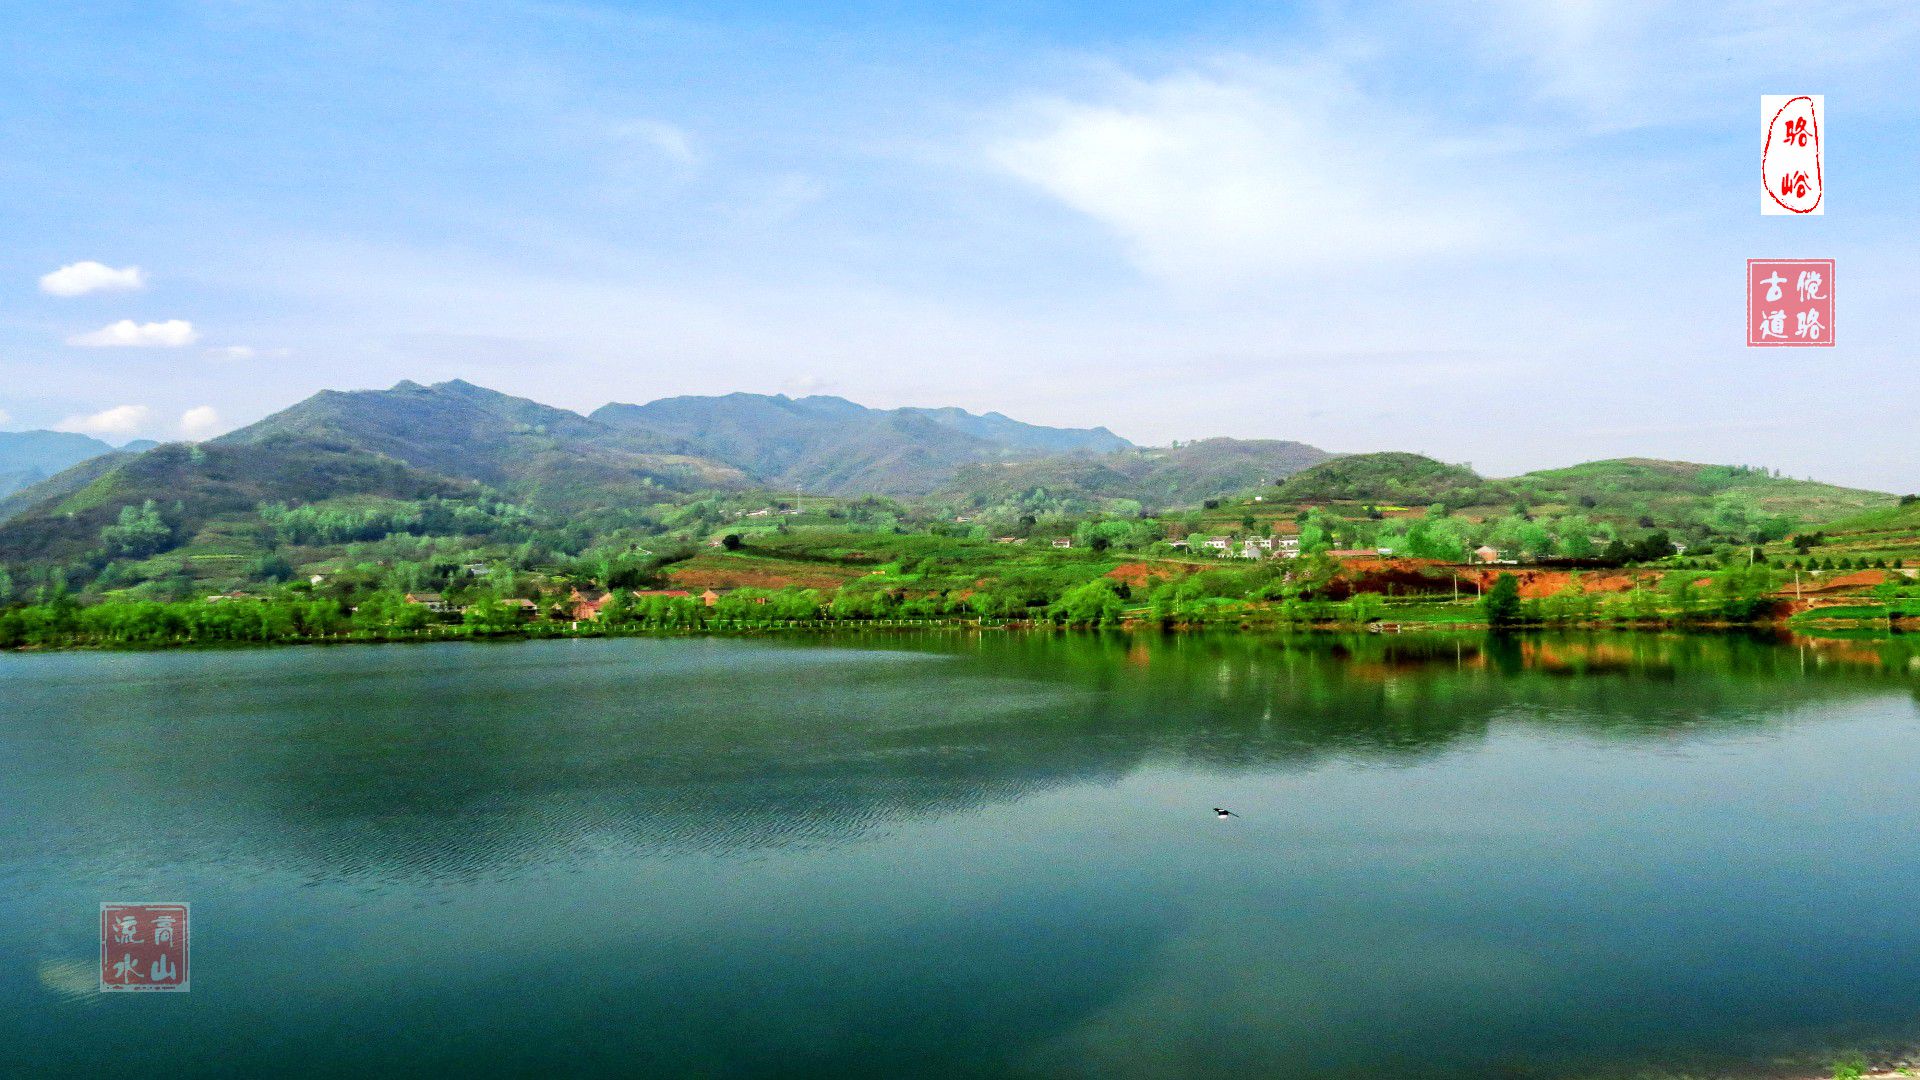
[1333,557,1448,574]
[1778,569,1896,596]
[1107,562,1182,588]
[1452,567,1654,598]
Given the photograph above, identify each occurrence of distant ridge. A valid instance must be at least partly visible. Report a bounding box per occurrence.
[591,391,1132,495]
[0,430,129,501]
[941,438,1334,512]
[215,378,750,509]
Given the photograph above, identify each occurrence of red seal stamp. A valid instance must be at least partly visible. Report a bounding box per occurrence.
[1761,95,1823,215]
[100,903,190,992]
[1747,259,1833,348]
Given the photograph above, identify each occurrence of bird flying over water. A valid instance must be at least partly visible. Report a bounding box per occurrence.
[1213,808,1236,819]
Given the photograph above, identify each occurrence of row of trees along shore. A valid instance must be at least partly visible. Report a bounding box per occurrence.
[3,560,1905,649]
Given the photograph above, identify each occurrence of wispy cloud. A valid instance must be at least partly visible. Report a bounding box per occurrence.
[610,119,698,168]
[1437,1,1920,129]
[205,345,257,360]
[57,404,151,438]
[39,261,146,297]
[987,58,1505,287]
[68,319,199,348]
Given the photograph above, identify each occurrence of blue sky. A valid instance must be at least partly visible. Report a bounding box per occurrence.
[3,1,1916,490]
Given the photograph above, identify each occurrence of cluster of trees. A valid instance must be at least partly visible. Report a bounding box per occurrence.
[99,501,176,559]
[1176,500,1797,568]
[1781,555,1906,571]
[598,588,829,628]
[1481,566,1783,628]
[0,592,357,648]
[259,497,534,545]
[1206,506,1629,563]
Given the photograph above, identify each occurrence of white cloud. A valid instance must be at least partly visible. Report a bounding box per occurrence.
[57,404,152,438]
[67,319,199,348]
[988,59,1504,286]
[205,345,257,360]
[178,405,223,440]
[38,261,147,297]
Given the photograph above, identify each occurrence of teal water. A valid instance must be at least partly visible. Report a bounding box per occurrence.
[2,632,1918,1079]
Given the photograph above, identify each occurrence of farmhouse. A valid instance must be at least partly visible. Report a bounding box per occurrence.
[566,588,611,620]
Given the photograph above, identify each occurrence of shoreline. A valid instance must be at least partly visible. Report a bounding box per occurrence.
[0,615,1909,655]
[1599,1049,1920,1080]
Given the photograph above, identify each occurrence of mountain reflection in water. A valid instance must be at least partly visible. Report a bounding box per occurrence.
[1,631,1917,1080]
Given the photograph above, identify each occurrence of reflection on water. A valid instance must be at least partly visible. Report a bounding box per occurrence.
[1,631,1917,1079]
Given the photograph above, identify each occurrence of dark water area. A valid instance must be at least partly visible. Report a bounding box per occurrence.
[2,631,1917,1078]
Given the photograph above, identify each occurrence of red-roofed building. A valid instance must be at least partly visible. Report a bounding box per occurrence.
[566,587,611,621]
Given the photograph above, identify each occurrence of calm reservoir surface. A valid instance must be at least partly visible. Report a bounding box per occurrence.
[3,632,1919,1079]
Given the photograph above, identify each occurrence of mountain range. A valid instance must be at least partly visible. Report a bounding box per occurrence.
[589,392,1131,495]
[0,378,1901,566]
[0,380,1325,561]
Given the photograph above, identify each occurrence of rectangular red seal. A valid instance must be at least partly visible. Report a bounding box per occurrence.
[100,902,190,992]
[1747,259,1833,347]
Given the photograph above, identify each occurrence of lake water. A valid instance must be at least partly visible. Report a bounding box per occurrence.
[3,632,1919,1079]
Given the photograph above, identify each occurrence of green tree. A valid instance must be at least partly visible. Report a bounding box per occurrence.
[1483,573,1523,626]
[1341,592,1384,624]
[100,500,173,559]
[462,591,519,633]
[1050,579,1125,626]
[248,553,295,583]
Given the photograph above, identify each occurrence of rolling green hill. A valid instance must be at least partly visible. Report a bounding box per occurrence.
[1765,497,1920,564]
[1192,454,1900,558]
[1273,452,1483,504]
[1507,458,1890,524]
[1262,453,1891,527]
[0,439,473,564]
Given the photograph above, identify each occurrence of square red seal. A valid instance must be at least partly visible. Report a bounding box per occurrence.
[1747,259,1834,347]
[100,903,190,992]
